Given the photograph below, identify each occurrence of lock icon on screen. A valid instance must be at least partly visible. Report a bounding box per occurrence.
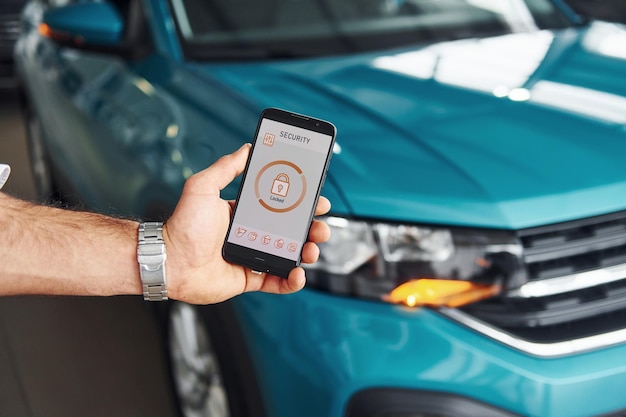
[271,173,290,197]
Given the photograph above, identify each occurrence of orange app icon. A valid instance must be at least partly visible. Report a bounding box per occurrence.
[248,232,258,241]
[262,235,271,245]
[274,239,284,249]
[288,243,297,253]
[236,227,247,237]
[263,133,275,146]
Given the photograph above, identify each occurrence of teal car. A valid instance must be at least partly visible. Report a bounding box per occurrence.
[14,1,626,416]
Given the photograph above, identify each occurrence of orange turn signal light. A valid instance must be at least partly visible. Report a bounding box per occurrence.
[38,23,52,38]
[38,23,77,44]
[384,279,500,308]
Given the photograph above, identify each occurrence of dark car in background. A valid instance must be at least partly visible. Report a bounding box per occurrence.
[0,0,24,88]
[13,1,626,417]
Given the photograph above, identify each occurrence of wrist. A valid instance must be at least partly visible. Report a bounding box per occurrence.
[161,223,182,301]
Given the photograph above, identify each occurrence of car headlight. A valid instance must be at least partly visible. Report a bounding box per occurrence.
[375,223,454,263]
[310,217,377,275]
[306,217,523,308]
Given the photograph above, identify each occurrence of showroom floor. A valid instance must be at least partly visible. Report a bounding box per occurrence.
[0,90,178,417]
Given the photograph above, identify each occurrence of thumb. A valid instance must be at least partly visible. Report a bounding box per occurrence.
[191,143,251,193]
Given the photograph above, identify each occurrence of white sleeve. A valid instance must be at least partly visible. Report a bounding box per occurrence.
[0,164,10,190]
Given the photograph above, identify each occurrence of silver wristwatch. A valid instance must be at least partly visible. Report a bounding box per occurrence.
[137,222,168,301]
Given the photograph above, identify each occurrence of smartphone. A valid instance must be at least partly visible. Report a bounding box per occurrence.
[222,108,336,277]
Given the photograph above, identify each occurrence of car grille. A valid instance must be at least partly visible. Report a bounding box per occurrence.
[0,10,21,82]
[461,210,626,347]
[0,13,20,52]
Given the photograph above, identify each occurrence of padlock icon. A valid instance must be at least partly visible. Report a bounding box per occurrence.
[271,173,290,197]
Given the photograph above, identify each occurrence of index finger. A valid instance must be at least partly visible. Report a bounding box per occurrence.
[315,196,331,216]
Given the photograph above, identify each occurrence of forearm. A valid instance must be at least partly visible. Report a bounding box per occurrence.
[0,193,141,297]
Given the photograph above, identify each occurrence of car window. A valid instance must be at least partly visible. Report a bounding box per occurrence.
[566,0,626,24]
[170,0,573,60]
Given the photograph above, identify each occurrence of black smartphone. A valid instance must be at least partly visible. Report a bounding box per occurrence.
[222,108,337,277]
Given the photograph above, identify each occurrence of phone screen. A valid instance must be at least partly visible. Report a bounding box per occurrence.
[223,108,336,276]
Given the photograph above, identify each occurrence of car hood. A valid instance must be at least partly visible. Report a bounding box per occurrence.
[193,22,626,229]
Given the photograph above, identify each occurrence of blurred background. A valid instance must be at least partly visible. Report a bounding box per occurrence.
[0,90,178,417]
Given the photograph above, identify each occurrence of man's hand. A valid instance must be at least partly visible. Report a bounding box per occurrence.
[163,144,331,304]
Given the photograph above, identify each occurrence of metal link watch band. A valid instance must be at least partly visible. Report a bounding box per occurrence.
[137,222,168,301]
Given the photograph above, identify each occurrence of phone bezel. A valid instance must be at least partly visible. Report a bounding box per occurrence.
[222,108,336,277]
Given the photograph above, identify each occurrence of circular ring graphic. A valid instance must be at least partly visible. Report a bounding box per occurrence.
[255,160,307,213]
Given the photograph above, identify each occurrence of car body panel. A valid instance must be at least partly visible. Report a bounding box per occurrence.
[234,289,626,417]
[186,25,626,229]
[17,2,626,226]
[145,0,183,61]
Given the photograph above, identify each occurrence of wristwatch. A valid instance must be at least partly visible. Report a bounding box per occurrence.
[137,222,168,301]
[0,164,10,190]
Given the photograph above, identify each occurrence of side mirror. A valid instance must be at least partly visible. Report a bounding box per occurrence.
[41,2,124,48]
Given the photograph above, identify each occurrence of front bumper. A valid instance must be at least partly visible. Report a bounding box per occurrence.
[233,289,626,417]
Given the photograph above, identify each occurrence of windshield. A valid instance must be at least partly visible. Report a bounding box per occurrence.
[170,0,574,60]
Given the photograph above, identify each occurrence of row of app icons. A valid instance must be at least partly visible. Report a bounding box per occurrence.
[235,227,298,252]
